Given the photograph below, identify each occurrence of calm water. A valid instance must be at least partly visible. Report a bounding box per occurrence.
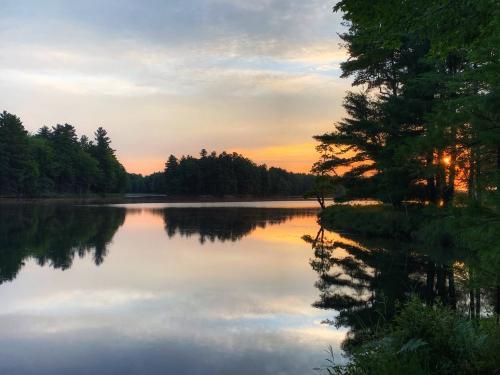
[0,201,345,375]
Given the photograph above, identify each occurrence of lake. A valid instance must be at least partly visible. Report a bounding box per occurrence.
[0,201,346,375]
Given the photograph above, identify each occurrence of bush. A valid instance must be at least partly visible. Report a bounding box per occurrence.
[322,298,500,375]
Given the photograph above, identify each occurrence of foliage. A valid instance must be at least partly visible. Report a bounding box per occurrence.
[127,172,166,194]
[0,111,38,196]
[304,175,344,209]
[311,2,500,372]
[0,111,127,196]
[314,0,500,208]
[322,299,500,375]
[315,203,500,361]
[159,150,315,197]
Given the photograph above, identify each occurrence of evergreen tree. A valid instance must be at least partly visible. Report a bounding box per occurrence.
[314,0,499,207]
[0,112,128,197]
[165,155,181,195]
[90,127,126,193]
[0,111,37,196]
[160,150,314,197]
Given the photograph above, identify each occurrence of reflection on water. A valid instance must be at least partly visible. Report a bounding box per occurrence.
[0,205,126,283]
[3,202,496,374]
[157,207,318,243]
[0,202,340,375]
[304,225,500,354]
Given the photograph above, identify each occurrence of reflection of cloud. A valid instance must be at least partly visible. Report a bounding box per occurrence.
[0,317,343,374]
[0,290,338,344]
[206,295,318,320]
[0,207,346,373]
[285,326,347,344]
[5,289,157,314]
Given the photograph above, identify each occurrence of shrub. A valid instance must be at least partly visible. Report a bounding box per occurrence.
[322,298,500,375]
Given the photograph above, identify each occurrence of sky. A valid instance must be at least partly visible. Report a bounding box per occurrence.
[0,0,349,174]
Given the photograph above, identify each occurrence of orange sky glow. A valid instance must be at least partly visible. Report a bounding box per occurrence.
[122,142,318,175]
[1,1,348,176]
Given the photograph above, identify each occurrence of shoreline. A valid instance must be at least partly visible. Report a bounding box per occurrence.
[0,194,318,205]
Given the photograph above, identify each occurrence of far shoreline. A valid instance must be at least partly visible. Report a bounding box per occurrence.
[0,194,321,205]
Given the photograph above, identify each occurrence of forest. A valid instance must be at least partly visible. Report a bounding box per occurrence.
[0,111,314,198]
[0,111,127,196]
[128,150,315,197]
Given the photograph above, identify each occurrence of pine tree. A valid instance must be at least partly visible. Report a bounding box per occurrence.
[0,111,37,196]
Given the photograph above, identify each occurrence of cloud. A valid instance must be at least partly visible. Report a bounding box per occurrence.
[0,0,348,173]
[0,68,163,96]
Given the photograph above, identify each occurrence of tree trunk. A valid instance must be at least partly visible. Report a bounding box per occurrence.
[436,149,446,205]
[448,268,456,310]
[497,145,500,194]
[316,194,325,209]
[445,128,458,205]
[437,267,446,301]
[468,156,475,200]
[475,288,481,318]
[470,289,475,319]
[496,285,500,325]
[426,153,437,203]
[426,262,435,306]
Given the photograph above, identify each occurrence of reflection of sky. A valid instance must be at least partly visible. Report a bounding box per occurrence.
[0,203,346,374]
[0,0,349,174]
[109,199,332,208]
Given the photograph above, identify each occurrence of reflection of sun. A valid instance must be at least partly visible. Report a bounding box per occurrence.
[250,215,319,245]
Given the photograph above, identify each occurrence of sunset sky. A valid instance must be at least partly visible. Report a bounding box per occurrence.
[0,0,349,174]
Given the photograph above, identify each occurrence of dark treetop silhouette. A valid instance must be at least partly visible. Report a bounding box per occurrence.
[129,150,315,197]
[308,2,500,370]
[313,0,499,209]
[0,111,127,197]
[0,111,315,198]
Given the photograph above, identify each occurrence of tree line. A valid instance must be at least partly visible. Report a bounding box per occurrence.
[129,150,315,197]
[0,111,127,196]
[0,111,315,197]
[313,0,499,209]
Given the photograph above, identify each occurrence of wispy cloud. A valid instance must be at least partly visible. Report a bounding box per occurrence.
[0,0,348,173]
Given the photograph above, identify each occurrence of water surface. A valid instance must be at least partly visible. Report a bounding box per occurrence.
[0,201,344,374]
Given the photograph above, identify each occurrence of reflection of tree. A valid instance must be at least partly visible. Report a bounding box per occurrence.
[304,227,469,353]
[155,207,318,244]
[0,205,126,284]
